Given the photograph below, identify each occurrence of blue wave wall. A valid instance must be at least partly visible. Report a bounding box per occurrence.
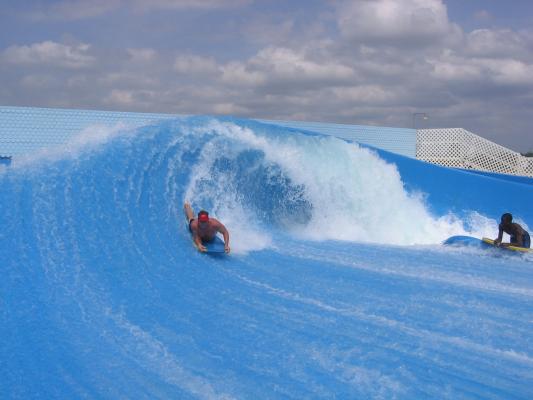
[1,117,532,399]
[371,145,533,223]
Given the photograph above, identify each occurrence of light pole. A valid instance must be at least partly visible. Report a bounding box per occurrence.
[412,112,428,129]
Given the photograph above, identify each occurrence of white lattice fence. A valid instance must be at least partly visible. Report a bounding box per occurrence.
[417,128,533,177]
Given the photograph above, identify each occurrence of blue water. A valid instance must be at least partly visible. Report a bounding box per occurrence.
[1,117,532,399]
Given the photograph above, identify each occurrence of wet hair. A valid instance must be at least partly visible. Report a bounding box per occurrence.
[501,213,512,224]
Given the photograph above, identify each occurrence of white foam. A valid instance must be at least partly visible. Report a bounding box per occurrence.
[216,209,273,255]
[184,126,274,254]
[11,122,142,169]
[186,120,505,246]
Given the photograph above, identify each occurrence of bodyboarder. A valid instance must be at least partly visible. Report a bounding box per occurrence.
[184,203,230,253]
[494,213,530,248]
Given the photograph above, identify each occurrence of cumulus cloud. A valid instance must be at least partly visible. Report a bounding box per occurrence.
[336,0,458,45]
[429,51,483,82]
[2,41,95,68]
[99,72,159,88]
[2,0,533,151]
[428,28,533,90]
[221,47,355,89]
[213,102,250,114]
[105,89,136,106]
[174,55,219,76]
[332,85,398,106]
[127,48,158,63]
[221,61,266,87]
[104,89,158,108]
[464,29,531,59]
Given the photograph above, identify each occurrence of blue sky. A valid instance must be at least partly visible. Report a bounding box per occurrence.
[1,0,532,152]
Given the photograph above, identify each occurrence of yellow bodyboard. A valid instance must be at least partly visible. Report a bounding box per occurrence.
[481,237,533,253]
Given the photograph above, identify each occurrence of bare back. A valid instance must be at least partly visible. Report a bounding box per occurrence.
[499,222,525,237]
[191,218,226,242]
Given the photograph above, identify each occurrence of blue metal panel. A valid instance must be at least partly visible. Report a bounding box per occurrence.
[0,106,177,157]
[0,106,416,158]
[260,119,417,158]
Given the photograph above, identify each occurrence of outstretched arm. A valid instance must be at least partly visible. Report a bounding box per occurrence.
[193,234,207,252]
[494,226,504,246]
[217,223,230,253]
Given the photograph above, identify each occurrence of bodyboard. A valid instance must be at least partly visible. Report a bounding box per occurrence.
[443,235,489,249]
[481,237,532,253]
[443,235,532,253]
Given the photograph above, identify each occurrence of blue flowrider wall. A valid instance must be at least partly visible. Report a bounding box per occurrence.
[0,106,417,158]
[372,145,533,223]
[1,116,532,399]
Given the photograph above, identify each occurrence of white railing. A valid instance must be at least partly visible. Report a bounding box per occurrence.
[417,128,533,177]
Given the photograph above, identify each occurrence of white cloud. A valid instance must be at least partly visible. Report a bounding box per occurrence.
[465,29,530,59]
[2,41,95,68]
[429,48,533,87]
[2,1,533,150]
[213,102,249,114]
[174,55,219,76]
[480,58,533,86]
[99,72,159,87]
[127,48,158,63]
[428,50,483,82]
[221,61,266,86]
[221,47,354,88]
[104,89,157,107]
[336,0,456,44]
[253,47,354,81]
[332,85,397,105]
[105,89,136,105]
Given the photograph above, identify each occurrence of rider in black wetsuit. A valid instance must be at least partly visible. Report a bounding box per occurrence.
[494,213,530,248]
